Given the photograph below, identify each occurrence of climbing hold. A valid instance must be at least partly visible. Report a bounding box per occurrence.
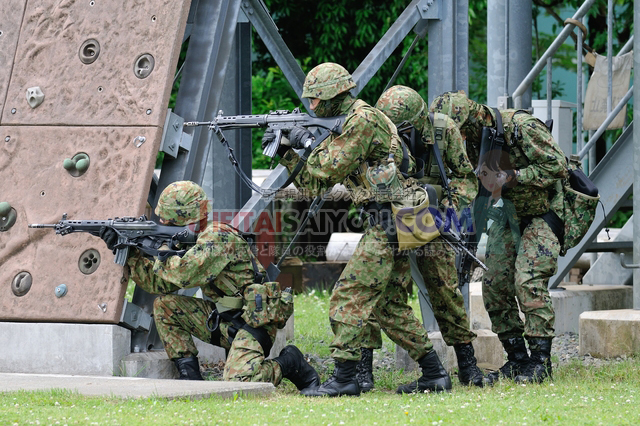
[26,87,45,109]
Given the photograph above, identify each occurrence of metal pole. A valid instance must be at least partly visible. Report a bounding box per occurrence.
[618,36,634,56]
[633,0,640,310]
[546,57,552,121]
[607,0,613,116]
[487,0,531,108]
[577,17,583,156]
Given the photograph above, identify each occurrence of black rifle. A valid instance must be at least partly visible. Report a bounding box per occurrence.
[185,108,345,158]
[29,213,198,266]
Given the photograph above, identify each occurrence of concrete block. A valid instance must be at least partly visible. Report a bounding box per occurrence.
[268,315,294,359]
[470,281,631,335]
[469,281,492,330]
[395,330,501,373]
[579,309,640,358]
[0,323,130,376]
[582,220,632,286]
[325,232,362,261]
[552,285,632,333]
[120,351,178,379]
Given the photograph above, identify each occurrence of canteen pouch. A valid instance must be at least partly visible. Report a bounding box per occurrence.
[366,160,405,203]
[242,282,294,329]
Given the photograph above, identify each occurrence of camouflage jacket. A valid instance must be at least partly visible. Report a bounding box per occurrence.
[280,96,416,205]
[127,221,262,302]
[419,114,478,209]
[456,107,567,217]
[497,110,567,217]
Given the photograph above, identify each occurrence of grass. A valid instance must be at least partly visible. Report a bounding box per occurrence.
[3,289,640,425]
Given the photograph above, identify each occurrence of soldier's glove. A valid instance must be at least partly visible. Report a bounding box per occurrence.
[99,226,119,253]
[261,128,291,157]
[288,126,314,149]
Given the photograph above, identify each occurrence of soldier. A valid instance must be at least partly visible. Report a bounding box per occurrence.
[264,63,452,396]
[99,181,319,391]
[430,92,568,383]
[372,85,487,389]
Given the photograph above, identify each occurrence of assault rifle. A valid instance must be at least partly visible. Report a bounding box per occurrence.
[184,108,345,158]
[29,214,198,266]
[439,230,487,272]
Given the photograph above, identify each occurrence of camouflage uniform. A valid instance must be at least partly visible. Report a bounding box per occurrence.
[430,92,568,340]
[279,67,435,364]
[372,85,478,347]
[127,181,282,384]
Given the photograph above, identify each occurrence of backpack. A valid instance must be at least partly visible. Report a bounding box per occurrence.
[560,155,600,255]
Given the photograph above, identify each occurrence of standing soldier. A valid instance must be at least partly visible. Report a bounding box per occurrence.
[100,181,319,390]
[430,92,568,383]
[267,63,451,396]
[373,85,487,389]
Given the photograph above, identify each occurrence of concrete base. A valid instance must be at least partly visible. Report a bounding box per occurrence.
[0,323,131,376]
[579,309,640,358]
[469,282,632,334]
[0,373,275,399]
[1,315,294,378]
[396,330,503,373]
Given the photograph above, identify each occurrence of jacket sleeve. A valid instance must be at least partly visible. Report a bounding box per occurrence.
[516,116,568,188]
[126,236,233,294]
[443,119,478,209]
[279,111,376,194]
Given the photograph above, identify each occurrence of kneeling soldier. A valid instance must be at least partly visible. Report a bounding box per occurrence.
[100,181,319,391]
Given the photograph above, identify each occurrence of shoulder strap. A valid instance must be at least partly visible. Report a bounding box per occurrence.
[428,113,452,204]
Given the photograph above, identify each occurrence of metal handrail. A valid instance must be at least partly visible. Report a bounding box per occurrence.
[512,0,597,109]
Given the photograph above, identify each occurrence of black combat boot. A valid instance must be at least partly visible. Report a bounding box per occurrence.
[396,350,452,394]
[301,360,361,397]
[514,338,553,384]
[487,337,530,384]
[355,348,375,393]
[273,345,321,391]
[454,343,490,387]
[173,356,204,380]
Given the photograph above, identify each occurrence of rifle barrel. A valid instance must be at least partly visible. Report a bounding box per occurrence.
[28,224,57,228]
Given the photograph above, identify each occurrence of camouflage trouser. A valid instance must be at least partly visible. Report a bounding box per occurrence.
[329,225,433,362]
[482,217,559,339]
[360,237,476,349]
[153,294,282,385]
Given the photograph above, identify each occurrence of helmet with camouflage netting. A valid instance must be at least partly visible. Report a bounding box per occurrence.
[155,181,209,226]
[301,63,356,100]
[429,90,471,127]
[375,85,428,129]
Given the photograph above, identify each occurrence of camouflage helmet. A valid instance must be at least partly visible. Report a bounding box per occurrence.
[301,63,356,100]
[155,181,209,226]
[429,91,471,127]
[375,85,428,129]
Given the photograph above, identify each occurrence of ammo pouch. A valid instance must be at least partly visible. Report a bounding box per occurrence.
[390,184,441,251]
[365,159,405,203]
[560,157,600,255]
[242,282,294,330]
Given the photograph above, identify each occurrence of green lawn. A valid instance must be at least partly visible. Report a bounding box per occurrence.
[2,289,640,425]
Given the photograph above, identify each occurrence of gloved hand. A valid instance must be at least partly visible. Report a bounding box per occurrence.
[99,226,119,253]
[261,128,291,157]
[288,126,314,149]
